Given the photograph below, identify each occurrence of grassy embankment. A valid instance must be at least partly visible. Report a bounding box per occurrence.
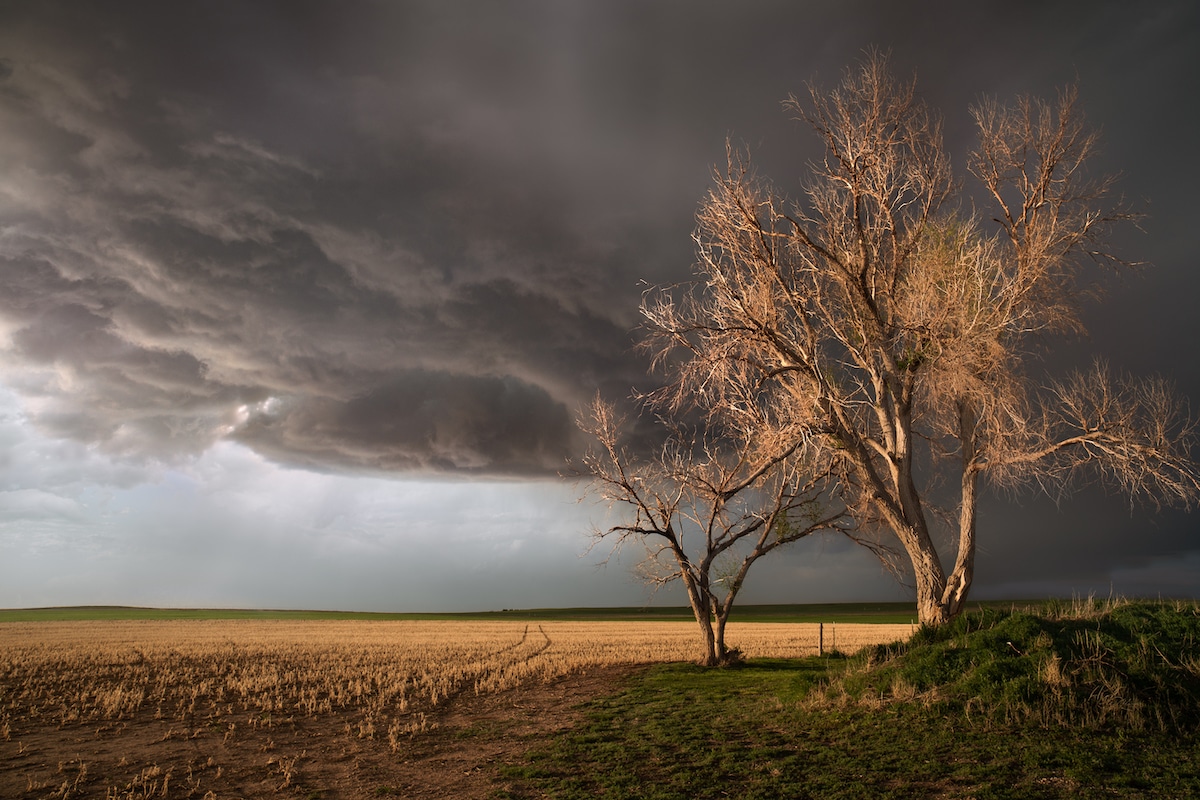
[501,598,1200,800]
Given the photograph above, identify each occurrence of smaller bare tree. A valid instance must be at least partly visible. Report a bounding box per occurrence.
[578,396,862,666]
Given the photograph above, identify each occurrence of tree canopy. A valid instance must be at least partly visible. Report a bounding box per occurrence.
[635,52,1199,625]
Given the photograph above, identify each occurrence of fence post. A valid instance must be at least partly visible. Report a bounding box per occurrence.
[819,622,824,656]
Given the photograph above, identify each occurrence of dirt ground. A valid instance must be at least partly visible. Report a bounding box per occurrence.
[1,664,647,799]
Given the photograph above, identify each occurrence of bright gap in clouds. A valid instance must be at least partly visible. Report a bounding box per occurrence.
[0,386,912,611]
[0,387,616,611]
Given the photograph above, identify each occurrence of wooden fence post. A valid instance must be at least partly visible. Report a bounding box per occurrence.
[819,622,824,656]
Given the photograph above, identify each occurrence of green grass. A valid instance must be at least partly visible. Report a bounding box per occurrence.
[0,606,441,622]
[501,600,1200,799]
[480,603,932,624]
[0,600,1058,624]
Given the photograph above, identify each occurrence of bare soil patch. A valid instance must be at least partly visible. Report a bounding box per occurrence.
[1,664,647,799]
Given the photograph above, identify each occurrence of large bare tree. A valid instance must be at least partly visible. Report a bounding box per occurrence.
[640,53,1200,626]
[579,396,856,665]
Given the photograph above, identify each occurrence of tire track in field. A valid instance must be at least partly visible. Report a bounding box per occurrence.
[484,625,553,672]
[466,625,554,696]
[414,624,554,711]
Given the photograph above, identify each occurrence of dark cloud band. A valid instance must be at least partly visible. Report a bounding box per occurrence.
[234,371,576,476]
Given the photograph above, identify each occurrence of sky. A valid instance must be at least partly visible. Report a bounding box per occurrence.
[1,1,1198,612]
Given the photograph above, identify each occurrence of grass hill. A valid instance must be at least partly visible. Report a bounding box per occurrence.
[813,598,1200,732]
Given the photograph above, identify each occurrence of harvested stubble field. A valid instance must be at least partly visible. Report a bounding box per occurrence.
[0,618,912,799]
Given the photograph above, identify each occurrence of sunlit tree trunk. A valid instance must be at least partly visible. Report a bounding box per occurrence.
[681,568,719,666]
[941,402,980,621]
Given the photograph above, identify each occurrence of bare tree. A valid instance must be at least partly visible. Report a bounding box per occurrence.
[579,395,855,666]
[640,52,1200,626]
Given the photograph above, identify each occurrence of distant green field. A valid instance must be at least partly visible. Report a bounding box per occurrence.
[0,600,1058,624]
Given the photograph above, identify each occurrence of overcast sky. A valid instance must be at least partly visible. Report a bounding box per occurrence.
[1,1,1198,612]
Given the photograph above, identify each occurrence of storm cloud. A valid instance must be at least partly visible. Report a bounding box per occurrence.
[0,1,685,476]
[1,1,1198,609]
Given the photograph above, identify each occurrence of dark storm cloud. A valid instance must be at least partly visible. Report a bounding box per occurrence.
[0,0,673,474]
[235,370,575,476]
[0,0,1198,599]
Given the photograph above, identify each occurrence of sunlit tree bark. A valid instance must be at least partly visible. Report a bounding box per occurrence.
[578,396,862,665]
[640,52,1200,626]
